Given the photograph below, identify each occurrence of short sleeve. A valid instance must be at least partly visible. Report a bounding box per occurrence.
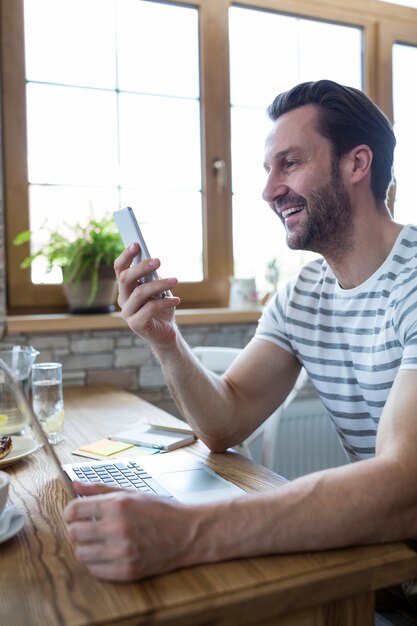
[255,286,295,356]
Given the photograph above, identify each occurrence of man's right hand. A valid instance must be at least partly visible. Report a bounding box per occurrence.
[114,243,181,349]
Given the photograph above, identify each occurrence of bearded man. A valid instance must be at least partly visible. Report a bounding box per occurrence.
[65,81,417,616]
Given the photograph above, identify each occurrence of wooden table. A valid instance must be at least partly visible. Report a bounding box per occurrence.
[1,385,417,626]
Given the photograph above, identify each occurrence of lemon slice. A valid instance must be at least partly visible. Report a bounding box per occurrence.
[0,414,8,425]
[43,410,64,434]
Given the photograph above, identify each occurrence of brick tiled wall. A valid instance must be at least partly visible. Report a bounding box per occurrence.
[3,324,256,416]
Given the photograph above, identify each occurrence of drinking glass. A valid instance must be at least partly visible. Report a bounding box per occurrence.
[31,363,65,444]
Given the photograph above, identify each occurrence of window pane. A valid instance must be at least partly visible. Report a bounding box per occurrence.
[298,19,362,85]
[119,93,201,191]
[117,0,199,98]
[120,189,203,281]
[392,43,417,224]
[29,185,119,284]
[22,0,202,286]
[26,84,119,186]
[229,9,361,108]
[229,6,362,293]
[24,0,117,89]
[229,11,298,108]
[232,193,314,287]
[231,107,271,196]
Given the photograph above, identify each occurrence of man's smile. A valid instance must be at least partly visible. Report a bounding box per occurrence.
[281,205,306,219]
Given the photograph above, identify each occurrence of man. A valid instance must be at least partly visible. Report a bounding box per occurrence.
[64,80,417,590]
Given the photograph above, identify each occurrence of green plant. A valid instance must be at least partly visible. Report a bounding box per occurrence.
[13,217,124,304]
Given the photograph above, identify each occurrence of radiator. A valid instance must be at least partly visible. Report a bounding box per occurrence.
[270,398,349,480]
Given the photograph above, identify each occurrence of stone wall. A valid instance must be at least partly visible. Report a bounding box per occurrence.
[2,322,256,417]
[6,323,256,415]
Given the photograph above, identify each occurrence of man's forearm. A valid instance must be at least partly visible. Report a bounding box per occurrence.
[151,330,243,449]
[183,455,417,569]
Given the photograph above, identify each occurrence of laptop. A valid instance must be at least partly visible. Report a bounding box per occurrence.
[6,362,246,504]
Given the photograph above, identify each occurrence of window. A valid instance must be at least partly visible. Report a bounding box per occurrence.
[2,0,233,312]
[2,0,417,313]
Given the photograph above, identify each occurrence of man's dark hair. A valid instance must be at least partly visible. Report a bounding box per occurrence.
[267,80,396,201]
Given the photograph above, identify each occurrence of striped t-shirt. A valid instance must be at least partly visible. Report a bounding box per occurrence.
[255,224,417,462]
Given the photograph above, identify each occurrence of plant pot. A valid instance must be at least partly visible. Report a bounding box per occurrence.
[62,265,118,314]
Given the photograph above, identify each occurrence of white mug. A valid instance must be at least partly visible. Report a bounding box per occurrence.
[229,277,258,310]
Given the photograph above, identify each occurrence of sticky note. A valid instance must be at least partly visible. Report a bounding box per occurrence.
[78,438,134,456]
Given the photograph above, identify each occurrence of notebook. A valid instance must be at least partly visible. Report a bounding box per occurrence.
[11,370,246,504]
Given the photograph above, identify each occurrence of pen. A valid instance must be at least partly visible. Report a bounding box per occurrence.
[145,423,196,437]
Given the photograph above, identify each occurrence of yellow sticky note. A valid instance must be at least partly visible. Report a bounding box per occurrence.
[79,439,134,456]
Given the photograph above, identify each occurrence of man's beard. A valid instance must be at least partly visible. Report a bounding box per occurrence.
[284,161,354,260]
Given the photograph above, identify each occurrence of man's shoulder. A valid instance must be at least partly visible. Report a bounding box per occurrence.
[386,224,417,280]
[395,224,417,258]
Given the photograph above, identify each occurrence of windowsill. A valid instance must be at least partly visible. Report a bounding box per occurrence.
[6,307,263,334]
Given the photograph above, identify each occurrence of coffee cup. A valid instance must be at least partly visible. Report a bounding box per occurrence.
[0,470,10,517]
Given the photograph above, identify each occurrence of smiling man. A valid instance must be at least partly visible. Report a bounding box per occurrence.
[65,80,417,612]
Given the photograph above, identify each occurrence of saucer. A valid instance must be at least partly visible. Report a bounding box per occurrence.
[0,437,38,469]
[0,509,25,544]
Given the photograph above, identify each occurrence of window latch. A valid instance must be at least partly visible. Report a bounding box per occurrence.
[212,159,227,194]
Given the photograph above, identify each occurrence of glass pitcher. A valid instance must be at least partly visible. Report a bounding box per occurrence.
[0,345,39,435]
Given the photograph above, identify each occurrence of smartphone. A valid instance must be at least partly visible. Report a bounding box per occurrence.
[113,207,160,284]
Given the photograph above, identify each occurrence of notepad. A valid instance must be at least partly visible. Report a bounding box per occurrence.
[78,438,134,457]
[110,427,195,451]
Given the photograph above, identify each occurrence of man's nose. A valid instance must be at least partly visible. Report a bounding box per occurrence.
[262,173,289,203]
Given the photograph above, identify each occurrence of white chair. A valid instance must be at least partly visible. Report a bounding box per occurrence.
[192,346,308,468]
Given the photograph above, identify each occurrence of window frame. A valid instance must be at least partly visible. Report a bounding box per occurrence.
[1,0,234,313]
[377,18,417,120]
[1,0,417,313]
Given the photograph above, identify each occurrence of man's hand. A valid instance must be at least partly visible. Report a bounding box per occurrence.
[114,244,181,348]
[64,481,197,581]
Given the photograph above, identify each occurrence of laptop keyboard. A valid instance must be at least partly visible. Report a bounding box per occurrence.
[71,460,171,497]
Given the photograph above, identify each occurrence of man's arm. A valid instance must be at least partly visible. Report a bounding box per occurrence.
[155,336,301,451]
[114,245,301,450]
[65,370,417,581]
[190,367,417,558]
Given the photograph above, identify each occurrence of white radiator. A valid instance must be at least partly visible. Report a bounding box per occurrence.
[270,398,349,480]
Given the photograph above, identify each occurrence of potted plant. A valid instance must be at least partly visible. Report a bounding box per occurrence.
[14,217,125,313]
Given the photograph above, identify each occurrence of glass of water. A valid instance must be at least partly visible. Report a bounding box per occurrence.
[31,363,65,444]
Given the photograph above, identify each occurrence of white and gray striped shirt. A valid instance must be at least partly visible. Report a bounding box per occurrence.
[255,224,417,462]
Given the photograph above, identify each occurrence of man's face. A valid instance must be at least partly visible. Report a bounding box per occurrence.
[262,104,353,257]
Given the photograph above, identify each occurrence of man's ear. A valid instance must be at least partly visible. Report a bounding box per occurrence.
[349,144,373,184]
